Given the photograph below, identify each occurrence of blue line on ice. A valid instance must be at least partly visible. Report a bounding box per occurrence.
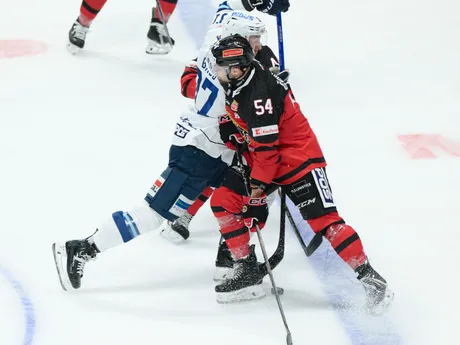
[285,199,403,345]
[0,266,36,345]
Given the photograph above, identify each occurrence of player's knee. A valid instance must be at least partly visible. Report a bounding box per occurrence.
[144,166,202,221]
[111,203,163,242]
[306,211,344,234]
[210,186,243,215]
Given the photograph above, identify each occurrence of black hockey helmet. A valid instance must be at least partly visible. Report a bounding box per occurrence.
[212,34,254,68]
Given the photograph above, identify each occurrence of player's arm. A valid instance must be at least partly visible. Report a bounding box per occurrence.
[180,58,198,99]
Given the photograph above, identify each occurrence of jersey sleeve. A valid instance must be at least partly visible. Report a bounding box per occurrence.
[247,75,287,189]
[256,45,279,69]
[180,58,197,99]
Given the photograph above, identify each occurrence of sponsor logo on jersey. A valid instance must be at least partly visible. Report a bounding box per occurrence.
[223,48,243,58]
[252,125,279,137]
[231,11,255,21]
[231,100,238,111]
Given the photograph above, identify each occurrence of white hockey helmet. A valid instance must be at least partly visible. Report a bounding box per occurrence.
[221,11,267,52]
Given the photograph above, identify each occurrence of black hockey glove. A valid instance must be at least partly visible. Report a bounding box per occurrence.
[269,66,290,83]
[243,193,268,231]
[242,0,290,16]
[218,114,245,150]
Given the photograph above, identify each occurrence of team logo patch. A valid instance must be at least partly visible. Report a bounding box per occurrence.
[223,48,243,58]
[231,100,238,111]
[252,125,279,137]
[312,168,335,208]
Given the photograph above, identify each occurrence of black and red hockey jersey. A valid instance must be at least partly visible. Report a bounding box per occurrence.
[224,61,326,188]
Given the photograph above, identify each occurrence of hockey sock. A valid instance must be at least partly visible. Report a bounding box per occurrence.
[187,186,213,217]
[211,186,249,260]
[154,0,178,22]
[79,0,108,26]
[308,212,367,270]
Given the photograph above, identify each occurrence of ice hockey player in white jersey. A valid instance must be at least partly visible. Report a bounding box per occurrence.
[52,0,290,293]
[160,8,290,246]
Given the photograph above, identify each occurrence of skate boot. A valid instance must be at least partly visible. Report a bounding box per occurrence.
[215,245,265,303]
[52,236,99,291]
[160,213,192,244]
[356,261,394,314]
[67,18,89,54]
[146,17,175,55]
[213,238,235,282]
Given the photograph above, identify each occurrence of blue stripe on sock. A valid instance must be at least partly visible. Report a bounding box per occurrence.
[175,199,191,210]
[123,212,140,237]
[112,211,133,243]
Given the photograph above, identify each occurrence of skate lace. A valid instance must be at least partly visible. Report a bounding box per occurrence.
[153,23,170,40]
[72,23,89,40]
[174,212,193,227]
[361,276,386,298]
[75,252,96,276]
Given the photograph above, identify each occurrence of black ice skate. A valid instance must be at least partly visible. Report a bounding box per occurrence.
[146,18,175,55]
[213,238,236,282]
[215,245,265,303]
[356,261,394,314]
[67,18,89,54]
[160,213,192,244]
[52,237,99,291]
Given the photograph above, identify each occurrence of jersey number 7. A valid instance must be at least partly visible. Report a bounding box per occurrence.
[196,69,219,116]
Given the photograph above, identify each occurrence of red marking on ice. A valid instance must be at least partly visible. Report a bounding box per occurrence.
[0,40,47,59]
[398,134,460,159]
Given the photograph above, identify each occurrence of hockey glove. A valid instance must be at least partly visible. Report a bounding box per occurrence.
[269,66,290,83]
[243,194,268,232]
[218,115,253,165]
[243,0,290,15]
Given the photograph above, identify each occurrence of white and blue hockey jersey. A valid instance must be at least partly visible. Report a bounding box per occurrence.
[171,0,248,165]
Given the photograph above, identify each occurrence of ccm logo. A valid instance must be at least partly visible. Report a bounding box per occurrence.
[252,125,279,137]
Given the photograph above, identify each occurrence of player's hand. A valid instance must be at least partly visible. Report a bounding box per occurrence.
[269,66,290,83]
[243,193,268,232]
[253,0,290,15]
[218,114,245,150]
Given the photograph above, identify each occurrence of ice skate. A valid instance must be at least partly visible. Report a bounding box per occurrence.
[213,238,235,282]
[356,261,394,314]
[160,213,192,244]
[52,237,99,291]
[215,245,265,303]
[146,18,175,55]
[67,18,89,54]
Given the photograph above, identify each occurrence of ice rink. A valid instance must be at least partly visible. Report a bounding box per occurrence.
[1,0,459,344]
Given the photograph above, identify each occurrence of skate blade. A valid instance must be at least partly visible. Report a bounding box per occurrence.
[145,40,173,55]
[66,42,82,55]
[213,267,235,282]
[216,285,266,304]
[52,243,73,292]
[368,288,395,315]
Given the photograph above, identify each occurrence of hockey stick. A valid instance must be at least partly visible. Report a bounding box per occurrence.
[235,150,293,345]
[258,189,286,276]
[276,13,285,71]
[155,0,174,47]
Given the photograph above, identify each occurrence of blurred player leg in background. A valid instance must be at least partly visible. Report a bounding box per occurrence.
[146,0,178,54]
